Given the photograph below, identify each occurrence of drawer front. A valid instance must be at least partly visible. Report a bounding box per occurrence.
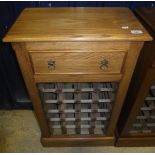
[30,52,126,75]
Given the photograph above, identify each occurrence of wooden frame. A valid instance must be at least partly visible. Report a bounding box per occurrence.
[107,42,143,136]
[116,136,155,147]
[118,68,155,136]
[116,41,155,146]
[12,41,144,146]
[116,69,155,146]
[116,8,155,147]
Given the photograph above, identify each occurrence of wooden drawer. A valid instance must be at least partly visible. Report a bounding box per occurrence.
[30,51,126,75]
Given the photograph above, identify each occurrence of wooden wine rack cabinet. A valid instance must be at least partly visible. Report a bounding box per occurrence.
[130,83,155,135]
[3,8,151,146]
[39,82,117,136]
[116,8,155,147]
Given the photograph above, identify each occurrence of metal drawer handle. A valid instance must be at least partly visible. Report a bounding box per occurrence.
[48,60,55,71]
[100,59,108,70]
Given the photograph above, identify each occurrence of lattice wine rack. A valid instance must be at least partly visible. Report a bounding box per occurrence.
[130,83,155,134]
[38,82,118,136]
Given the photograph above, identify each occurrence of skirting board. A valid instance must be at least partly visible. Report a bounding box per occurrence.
[116,136,155,147]
[41,136,115,147]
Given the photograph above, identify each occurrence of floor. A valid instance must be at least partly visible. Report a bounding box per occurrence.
[0,110,155,153]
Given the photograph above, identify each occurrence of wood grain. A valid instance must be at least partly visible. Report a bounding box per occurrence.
[30,51,126,75]
[26,42,130,51]
[116,136,155,147]
[3,7,152,42]
[135,7,155,34]
[34,74,122,83]
[12,43,50,137]
[116,8,155,147]
[41,136,115,147]
[107,42,144,136]
[117,7,155,136]
[120,68,155,136]
[152,61,155,68]
[4,7,152,147]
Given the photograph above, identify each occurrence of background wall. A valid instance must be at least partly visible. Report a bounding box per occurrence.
[0,1,155,109]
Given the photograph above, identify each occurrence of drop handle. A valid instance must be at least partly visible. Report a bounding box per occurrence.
[100,59,108,70]
[48,60,55,71]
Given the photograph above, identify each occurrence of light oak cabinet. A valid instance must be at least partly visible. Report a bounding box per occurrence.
[116,7,155,147]
[3,7,151,146]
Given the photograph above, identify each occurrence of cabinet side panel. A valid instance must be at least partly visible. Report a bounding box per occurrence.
[117,40,155,136]
[107,42,144,136]
[12,43,50,137]
[120,68,155,135]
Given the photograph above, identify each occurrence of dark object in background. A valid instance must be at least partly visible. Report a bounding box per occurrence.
[116,7,155,147]
[0,1,155,109]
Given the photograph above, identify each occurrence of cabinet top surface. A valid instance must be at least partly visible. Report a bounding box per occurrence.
[3,7,152,42]
[135,7,155,34]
